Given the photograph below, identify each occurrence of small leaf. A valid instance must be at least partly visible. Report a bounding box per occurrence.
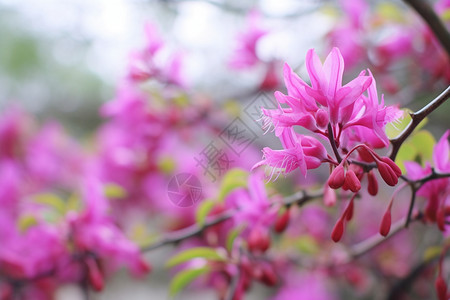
[376,2,404,22]
[158,156,177,174]
[34,193,66,214]
[396,143,417,173]
[424,246,442,262]
[169,267,210,297]
[296,235,320,255]
[410,130,436,162]
[217,168,249,201]
[104,183,127,199]
[226,226,245,253]
[195,199,216,227]
[17,214,38,232]
[166,247,226,268]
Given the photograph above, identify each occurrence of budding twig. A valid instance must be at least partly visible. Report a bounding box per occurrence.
[142,189,323,252]
[389,86,450,161]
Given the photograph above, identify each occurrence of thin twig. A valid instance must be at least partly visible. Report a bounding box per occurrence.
[142,189,323,252]
[389,86,450,161]
[328,123,342,163]
[403,0,450,57]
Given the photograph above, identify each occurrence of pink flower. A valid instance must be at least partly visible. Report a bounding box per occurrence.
[405,130,450,228]
[254,127,327,178]
[228,11,268,69]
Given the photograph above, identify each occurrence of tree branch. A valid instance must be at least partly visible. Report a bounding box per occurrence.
[389,86,450,161]
[402,0,450,57]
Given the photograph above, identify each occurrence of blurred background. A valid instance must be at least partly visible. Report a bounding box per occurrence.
[0,0,449,299]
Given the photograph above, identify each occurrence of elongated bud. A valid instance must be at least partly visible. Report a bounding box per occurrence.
[331,219,344,242]
[380,210,392,237]
[367,171,378,196]
[315,109,329,129]
[345,197,355,221]
[381,157,402,177]
[344,169,361,193]
[377,161,398,186]
[86,258,104,292]
[324,185,337,206]
[328,165,345,189]
[248,227,271,253]
[357,147,375,163]
[260,264,278,286]
[274,209,290,233]
[435,276,448,300]
[437,207,446,231]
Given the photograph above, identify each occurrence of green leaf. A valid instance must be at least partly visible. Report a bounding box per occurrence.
[17,214,38,232]
[195,199,216,227]
[396,143,418,173]
[166,247,226,268]
[296,235,320,255]
[410,130,436,162]
[424,246,442,262]
[217,168,249,201]
[386,109,428,140]
[169,267,211,297]
[104,183,127,199]
[34,193,66,214]
[226,226,245,253]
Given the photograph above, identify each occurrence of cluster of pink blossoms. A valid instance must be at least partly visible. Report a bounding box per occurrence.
[255,47,403,240]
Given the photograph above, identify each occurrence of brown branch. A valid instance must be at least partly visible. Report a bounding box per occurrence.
[389,86,450,161]
[403,0,450,57]
[142,189,323,252]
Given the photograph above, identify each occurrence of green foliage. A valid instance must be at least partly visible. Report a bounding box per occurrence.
[217,168,249,201]
[165,247,226,268]
[169,267,211,297]
[226,225,245,253]
[104,183,127,199]
[195,199,216,227]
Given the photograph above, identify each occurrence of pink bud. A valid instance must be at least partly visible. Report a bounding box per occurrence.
[357,147,375,163]
[381,157,402,177]
[377,161,398,186]
[331,219,344,243]
[437,207,446,231]
[260,264,278,286]
[328,165,345,189]
[248,228,271,253]
[380,210,392,237]
[324,185,337,206]
[274,209,290,233]
[315,109,329,128]
[367,171,378,196]
[344,169,361,193]
[86,258,104,292]
[345,198,354,221]
[435,276,448,300]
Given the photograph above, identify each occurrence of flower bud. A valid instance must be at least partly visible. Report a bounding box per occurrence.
[437,207,446,231]
[379,210,391,237]
[345,198,354,221]
[315,109,329,129]
[331,219,344,243]
[274,209,290,233]
[377,161,398,186]
[344,169,361,193]
[367,171,378,196]
[248,227,271,253]
[380,157,402,177]
[86,258,104,292]
[328,165,345,189]
[435,276,448,300]
[324,185,337,206]
[260,264,278,286]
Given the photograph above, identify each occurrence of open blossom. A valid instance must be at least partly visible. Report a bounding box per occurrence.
[257,47,401,178]
[404,130,450,229]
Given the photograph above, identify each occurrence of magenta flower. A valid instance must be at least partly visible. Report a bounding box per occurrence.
[405,130,450,229]
[228,10,268,69]
[257,48,400,179]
